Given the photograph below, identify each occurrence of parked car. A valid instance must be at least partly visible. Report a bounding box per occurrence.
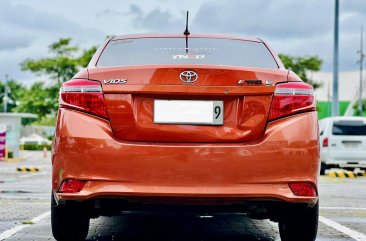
[319,116,366,174]
[51,33,319,241]
[20,133,52,145]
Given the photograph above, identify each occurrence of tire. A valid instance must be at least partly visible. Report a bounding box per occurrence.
[278,202,319,241]
[320,162,327,175]
[51,194,90,241]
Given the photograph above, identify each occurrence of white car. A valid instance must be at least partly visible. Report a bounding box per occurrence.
[319,116,366,174]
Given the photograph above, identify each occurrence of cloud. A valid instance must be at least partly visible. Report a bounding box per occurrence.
[342,0,366,15]
[0,1,104,46]
[0,1,104,82]
[128,4,143,16]
[127,4,185,32]
[192,0,366,71]
[0,2,78,34]
[96,9,123,18]
[0,35,33,51]
[194,0,332,39]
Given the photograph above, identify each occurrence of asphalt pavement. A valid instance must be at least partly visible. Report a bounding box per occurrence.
[0,151,366,241]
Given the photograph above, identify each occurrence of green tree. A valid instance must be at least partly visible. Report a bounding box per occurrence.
[17,38,97,124]
[21,38,96,85]
[353,100,366,116]
[279,54,323,89]
[0,78,26,112]
[13,82,59,119]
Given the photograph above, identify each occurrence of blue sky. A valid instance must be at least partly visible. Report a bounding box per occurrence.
[0,0,365,84]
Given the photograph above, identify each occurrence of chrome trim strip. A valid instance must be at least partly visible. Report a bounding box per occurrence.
[61,86,102,93]
[275,88,314,96]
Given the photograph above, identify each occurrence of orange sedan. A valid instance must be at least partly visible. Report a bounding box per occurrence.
[51,33,319,241]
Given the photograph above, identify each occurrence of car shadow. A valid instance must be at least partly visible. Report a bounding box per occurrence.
[86,213,279,241]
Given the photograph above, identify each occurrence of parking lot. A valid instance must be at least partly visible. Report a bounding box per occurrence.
[0,151,366,241]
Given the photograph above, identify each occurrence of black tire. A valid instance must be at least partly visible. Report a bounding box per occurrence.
[51,194,90,241]
[278,202,319,241]
[320,162,327,175]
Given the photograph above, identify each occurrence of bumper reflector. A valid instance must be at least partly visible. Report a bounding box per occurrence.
[59,179,86,193]
[289,182,317,197]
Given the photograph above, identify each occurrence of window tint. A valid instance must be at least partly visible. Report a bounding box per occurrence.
[332,120,366,136]
[97,38,278,69]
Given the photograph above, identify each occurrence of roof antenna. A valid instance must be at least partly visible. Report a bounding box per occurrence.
[184,11,190,53]
[184,11,190,35]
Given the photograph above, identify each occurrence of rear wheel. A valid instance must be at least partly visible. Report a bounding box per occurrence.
[278,202,319,241]
[51,194,90,241]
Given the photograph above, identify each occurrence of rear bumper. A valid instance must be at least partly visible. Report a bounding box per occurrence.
[56,182,315,203]
[321,160,366,168]
[52,109,319,205]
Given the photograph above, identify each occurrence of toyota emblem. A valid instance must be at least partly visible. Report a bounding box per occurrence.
[179,70,198,83]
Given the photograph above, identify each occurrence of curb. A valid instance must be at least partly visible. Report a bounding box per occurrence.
[16,167,40,172]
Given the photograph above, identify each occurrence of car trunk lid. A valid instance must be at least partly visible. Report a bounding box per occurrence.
[88,66,288,143]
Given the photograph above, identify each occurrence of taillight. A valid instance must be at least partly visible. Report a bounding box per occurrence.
[269,82,315,121]
[323,137,329,147]
[60,79,108,119]
[59,179,86,193]
[289,182,317,197]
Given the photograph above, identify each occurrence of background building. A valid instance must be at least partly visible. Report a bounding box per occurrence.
[312,70,365,119]
[0,113,36,159]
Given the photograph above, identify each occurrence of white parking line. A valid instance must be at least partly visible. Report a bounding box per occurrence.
[0,211,365,240]
[0,211,50,240]
[321,206,366,211]
[19,172,45,179]
[319,216,366,241]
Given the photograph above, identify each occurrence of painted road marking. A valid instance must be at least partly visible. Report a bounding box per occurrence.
[19,172,46,179]
[0,210,365,240]
[319,216,366,241]
[0,211,50,241]
[321,207,366,211]
[16,167,40,172]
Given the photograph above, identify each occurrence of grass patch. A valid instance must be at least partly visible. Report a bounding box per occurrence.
[22,221,34,225]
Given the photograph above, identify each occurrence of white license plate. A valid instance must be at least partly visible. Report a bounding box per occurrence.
[154,100,224,125]
[343,143,360,148]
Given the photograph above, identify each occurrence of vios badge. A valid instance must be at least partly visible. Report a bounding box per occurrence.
[179,70,198,83]
[103,79,127,84]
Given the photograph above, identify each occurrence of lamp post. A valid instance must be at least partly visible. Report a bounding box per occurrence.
[2,74,9,113]
[3,74,10,113]
[332,0,339,116]
[357,26,364,116]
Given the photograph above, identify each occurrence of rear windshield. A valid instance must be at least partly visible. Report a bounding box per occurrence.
[332,120,366,136]
[97,38,278,69]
